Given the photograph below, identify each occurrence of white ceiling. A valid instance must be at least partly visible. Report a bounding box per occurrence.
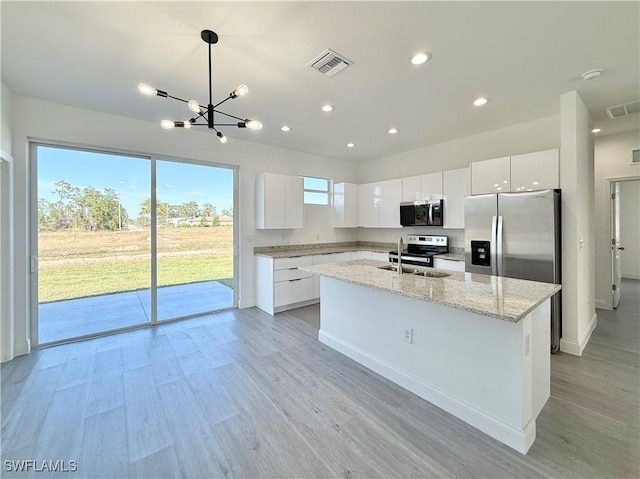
[1,1,638,162]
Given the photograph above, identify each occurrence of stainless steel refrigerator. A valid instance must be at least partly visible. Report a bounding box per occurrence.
[464,189,561,352]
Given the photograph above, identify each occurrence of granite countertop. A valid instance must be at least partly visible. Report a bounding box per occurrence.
[254,242,393,258]
[300,259,560,323]
[254,242,464,259]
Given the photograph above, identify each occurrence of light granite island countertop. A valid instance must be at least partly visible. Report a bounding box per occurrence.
[301,259,560,322]
[301,259,561,455]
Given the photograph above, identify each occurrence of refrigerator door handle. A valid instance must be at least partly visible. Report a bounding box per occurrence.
[490,216,498,276]
[496,215,504,276]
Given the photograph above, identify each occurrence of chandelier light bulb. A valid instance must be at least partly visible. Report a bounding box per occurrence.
[161,120,175,129]
[183,121,192,129]
[217,132,228,143]
[138,83,158,96]
[234,84,249,97]
[188,100,201,113]
[410,52,431,65]
[246,120,263,130]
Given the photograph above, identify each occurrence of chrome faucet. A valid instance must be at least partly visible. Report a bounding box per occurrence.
[397,237,404,276]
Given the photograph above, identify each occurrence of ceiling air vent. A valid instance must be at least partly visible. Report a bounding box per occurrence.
[308,49,352,77]
[605,100,640,119]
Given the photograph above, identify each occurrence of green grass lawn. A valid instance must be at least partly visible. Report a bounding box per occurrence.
[38,227,234,303]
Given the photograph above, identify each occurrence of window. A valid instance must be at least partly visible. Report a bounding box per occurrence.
[303,176,330,205]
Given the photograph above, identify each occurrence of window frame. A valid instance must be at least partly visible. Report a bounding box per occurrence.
[302,176,331,206]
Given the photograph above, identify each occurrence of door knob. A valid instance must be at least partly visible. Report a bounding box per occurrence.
[618,246,625,250]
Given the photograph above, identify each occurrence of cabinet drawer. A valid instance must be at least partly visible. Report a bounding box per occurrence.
[273,255,313,271]
[433,258,465,272]
[274,268,313,282]
[274,277,314,307]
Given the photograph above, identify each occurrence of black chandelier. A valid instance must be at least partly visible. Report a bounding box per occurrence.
[137,29,262,144]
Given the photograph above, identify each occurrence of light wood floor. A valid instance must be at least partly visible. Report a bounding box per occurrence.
[2,280,639,478]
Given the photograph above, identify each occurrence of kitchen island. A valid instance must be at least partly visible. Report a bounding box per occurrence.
[301,259,560,454]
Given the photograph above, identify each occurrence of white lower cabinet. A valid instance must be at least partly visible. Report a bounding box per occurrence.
[433,258,465,272]
[274,277,314,308]
[256,255,315,315]
[258,250,391,314]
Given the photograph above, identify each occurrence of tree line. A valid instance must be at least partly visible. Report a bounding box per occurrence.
[38,180,232,231]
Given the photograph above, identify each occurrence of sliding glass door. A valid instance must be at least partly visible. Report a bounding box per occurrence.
[34,146,152,344]
[154,160,234,320]
[32,144,236,345]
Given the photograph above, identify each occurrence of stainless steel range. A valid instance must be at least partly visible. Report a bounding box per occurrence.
[389,235,449,267]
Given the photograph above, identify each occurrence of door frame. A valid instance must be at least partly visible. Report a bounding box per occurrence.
[607,175,640,309]
[29,140,239,347]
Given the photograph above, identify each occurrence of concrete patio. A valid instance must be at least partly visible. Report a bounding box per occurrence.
[38,280,233,344]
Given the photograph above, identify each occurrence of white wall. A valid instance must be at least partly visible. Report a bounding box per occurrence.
[355,115,560,250]
[1,82,13,155]
[594,130,640,307]
[9,94,358,355]
[559,91,596,356]
[1,81,15,362]
[619,180,640,280]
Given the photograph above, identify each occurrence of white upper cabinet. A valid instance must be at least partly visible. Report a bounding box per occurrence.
[256,172,303,229]
[421,172,443,201]
[442,167,470,229]
[359,182,380,227]
[401,176,422,202]
[333,182,359,228]
[510,148,559,191]
[379,179,402,228]
[471,156,511,195]
[284,175,304,228]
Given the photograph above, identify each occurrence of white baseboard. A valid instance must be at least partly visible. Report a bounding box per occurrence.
[238,299,256,309]
[622,273,640,280]
[319,330,535,455]
[14,339,30,357]
[560,312,597,356]
[595,297,611,310]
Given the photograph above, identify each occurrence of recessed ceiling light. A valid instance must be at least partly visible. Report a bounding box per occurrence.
[473,97,491,106]
[322,104,334,112]
[581,69,603,80]
[346,142,355,148]
[388,128,399,134]
[281,125,291,132]
[532,181,539,185]
[411,52,431,65]
[591,128,601,133]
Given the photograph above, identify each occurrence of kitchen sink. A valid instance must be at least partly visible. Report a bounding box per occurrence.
[377,265,451,278]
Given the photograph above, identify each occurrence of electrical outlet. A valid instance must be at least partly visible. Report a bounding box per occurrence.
[403,327,413,344]
[316,233,320,240]
[457,233,463,241]
[525,333,531,356]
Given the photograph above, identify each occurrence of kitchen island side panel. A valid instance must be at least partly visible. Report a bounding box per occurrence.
[318,276,545,454]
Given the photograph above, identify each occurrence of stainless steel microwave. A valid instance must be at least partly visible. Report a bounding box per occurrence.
[400,200,443,227]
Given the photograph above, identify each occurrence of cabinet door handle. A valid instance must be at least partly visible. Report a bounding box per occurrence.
[289,267,298,270]
[289,278,302,282]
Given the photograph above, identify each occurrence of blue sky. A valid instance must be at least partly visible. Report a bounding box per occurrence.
[37,146,234,218]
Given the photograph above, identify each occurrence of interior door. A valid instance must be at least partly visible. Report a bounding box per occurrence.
[611,182,622,309]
